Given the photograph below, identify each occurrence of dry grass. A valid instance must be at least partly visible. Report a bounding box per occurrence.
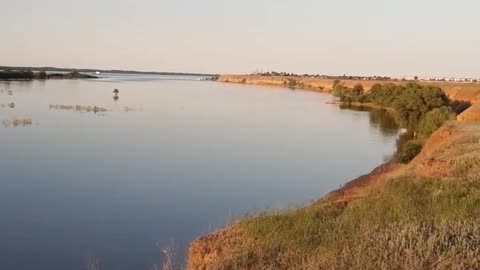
[222,177,480,270]
[445,126,480,177]
[152,241,179,270]
[317,220,480,270]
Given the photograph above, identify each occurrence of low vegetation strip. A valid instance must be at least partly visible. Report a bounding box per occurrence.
[2,116,32,127]
[49,104,108,113]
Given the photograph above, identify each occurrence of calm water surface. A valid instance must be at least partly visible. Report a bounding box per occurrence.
[0,75,398,270]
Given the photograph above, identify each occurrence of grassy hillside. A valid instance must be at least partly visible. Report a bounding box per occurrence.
[236,178,480,270]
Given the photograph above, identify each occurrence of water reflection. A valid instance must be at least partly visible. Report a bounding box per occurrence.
[340,104,399,136]
[340,104,418,161]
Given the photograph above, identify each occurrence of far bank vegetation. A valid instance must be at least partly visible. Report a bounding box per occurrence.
[333,81,460,163]
[0,70,98,80]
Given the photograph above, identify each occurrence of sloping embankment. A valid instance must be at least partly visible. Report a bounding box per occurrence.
[187,120,480,269]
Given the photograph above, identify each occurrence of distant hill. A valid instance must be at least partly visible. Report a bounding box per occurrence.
[0,66,216,77]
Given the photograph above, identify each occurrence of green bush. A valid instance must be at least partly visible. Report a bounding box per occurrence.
[332,82,349,100]
[334,82,452,163]
[367,83,404,106]
[352,83,365,96]
[417,106,455,139]
[333,82,366,103]
[393,84,449,130]
[397,140,423,163]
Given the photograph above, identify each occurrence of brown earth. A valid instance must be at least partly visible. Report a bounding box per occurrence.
[458,104,480,122]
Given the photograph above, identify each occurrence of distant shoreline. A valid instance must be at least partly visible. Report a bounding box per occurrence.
[0,70,99,81]
[215,74,480,104]
[215,74,480,121]
[0,65,216,77]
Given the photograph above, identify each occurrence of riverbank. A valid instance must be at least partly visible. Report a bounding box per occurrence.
[216,75,389,93]
[218,75,480,122]
[187,76,480,270]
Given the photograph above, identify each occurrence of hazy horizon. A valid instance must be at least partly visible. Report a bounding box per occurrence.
[2,0,480,77]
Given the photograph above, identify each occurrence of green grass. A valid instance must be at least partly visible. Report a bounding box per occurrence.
[225,177,480,269]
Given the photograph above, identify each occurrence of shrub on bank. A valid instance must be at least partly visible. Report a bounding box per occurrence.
[417,106,456,139]
[397,140,423,164]
[392,84,449,131]
[332,82,366,103]
[334,82,453,164]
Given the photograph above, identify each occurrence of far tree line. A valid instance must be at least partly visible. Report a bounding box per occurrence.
[0,70,98,80]
[251,71,393,81]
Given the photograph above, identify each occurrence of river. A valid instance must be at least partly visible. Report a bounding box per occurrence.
[0,74,398,270]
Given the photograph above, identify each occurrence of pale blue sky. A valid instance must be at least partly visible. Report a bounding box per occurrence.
[1,0,480,77]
